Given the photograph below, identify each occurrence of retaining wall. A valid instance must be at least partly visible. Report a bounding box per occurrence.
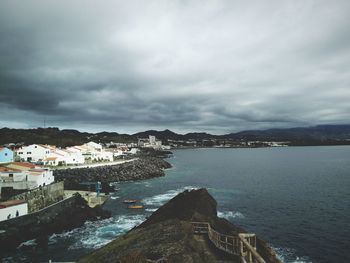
[9,182,64,213]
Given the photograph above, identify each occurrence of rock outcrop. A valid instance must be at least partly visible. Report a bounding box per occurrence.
[79,189,281,263]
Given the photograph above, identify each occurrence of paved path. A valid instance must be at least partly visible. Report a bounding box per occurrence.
[51,158,138,170]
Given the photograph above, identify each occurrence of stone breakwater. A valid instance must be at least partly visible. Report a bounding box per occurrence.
[53,157,172,192]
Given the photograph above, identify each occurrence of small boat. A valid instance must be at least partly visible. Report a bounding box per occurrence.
[128,205,144,209]
[123,199,137,204]
[111,196,119,200]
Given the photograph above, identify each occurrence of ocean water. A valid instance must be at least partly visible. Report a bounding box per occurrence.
[3,146,350,263]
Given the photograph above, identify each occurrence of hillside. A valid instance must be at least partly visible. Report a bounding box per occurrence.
[1,124,350,147]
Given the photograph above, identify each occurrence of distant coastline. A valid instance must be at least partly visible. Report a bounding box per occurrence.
[1,124,350,148]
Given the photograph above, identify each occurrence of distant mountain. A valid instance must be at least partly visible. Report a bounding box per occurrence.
[0,124,350,147]
[0,127,134,147]
[226,125,350,142]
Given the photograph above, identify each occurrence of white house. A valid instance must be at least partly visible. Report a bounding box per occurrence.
[0,200,28,221]
[26,169,54,187]
[0,164,54,191]
[16,144,54,163]
[85,141,103,151]
[71,143,113,162]
[43,148,85,166]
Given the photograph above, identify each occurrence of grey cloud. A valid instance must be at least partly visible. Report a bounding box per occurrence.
[0,0,349,134]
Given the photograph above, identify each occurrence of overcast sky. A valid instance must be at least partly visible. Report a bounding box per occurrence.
[0,0,349,134]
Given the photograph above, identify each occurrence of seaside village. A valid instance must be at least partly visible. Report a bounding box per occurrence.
[0,135,166,222]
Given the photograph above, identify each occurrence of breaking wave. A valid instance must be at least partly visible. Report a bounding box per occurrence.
[217,211,245,220]
[273,247,312,263]
[145,208,157,212]
[142,186,200,206]
[49,214,146,250]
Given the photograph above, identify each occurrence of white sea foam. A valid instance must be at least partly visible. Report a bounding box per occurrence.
[17,239,37,248]
[145,208,157,212]
[49,214,146,250]
[142,186,200,206]
[217,211,245,219]
[273,246,312,263]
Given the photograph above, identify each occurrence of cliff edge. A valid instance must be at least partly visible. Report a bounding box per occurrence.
[80,189,281,263]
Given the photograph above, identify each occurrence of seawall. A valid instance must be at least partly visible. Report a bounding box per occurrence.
[9,181,64,213]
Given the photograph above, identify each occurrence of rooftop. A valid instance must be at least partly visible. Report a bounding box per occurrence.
[0,200,27,208]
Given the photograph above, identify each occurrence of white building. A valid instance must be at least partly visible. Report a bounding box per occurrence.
[16,144,54,163]
[0,200,28,221]
[26,169,54,187]
[138,135,163,149]
[85,141,103,151]
[43,148,85,166]
[71,142,113,162]
[0,164,55,192]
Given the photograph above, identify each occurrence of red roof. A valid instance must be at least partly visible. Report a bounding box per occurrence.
[11,162,36,168]
[0,167,18,172]
[0,200,27,208]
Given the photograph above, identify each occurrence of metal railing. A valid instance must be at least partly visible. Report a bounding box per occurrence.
[191,222,266,263]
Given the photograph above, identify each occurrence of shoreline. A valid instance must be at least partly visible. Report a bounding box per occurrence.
[49,158,137,170]
[53,156,172,193]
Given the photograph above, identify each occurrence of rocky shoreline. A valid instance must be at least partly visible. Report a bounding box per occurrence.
[0,194,111,253]
[53,157,172,192]
[79,189,281,263]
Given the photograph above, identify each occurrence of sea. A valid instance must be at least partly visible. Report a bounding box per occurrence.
[2,146,350,263]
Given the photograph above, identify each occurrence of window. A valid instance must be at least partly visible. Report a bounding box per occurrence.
[4,153,7,156]
[35,146,37,148]
[9,174,13,178]
[19,152,23,154]
[27,152,31,154]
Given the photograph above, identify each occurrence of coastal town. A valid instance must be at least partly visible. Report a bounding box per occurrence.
[0,131,290,225]
[0,135,170,223]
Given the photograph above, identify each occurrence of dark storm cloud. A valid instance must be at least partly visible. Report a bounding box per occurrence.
[0,0,350,134]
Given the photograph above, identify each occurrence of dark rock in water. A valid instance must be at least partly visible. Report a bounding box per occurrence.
[79,189,281,263]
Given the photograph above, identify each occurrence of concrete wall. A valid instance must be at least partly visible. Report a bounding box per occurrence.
[0,196,77,235]
[9,182,64,213]
[0,203,28,221]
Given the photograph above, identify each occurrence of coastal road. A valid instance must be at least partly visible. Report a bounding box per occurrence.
[50,158,138,170]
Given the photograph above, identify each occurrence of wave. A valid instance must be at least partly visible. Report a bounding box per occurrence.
[273,246,312,263]
[49,214,146,250]
[17,239,37,248]
[142,186,200,206]
[217,211,245,220]
[145,208,157,212]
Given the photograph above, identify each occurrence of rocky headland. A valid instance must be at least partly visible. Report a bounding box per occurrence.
[53,157,172,192]
[79,188,282,263]
[0,194,111,252]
